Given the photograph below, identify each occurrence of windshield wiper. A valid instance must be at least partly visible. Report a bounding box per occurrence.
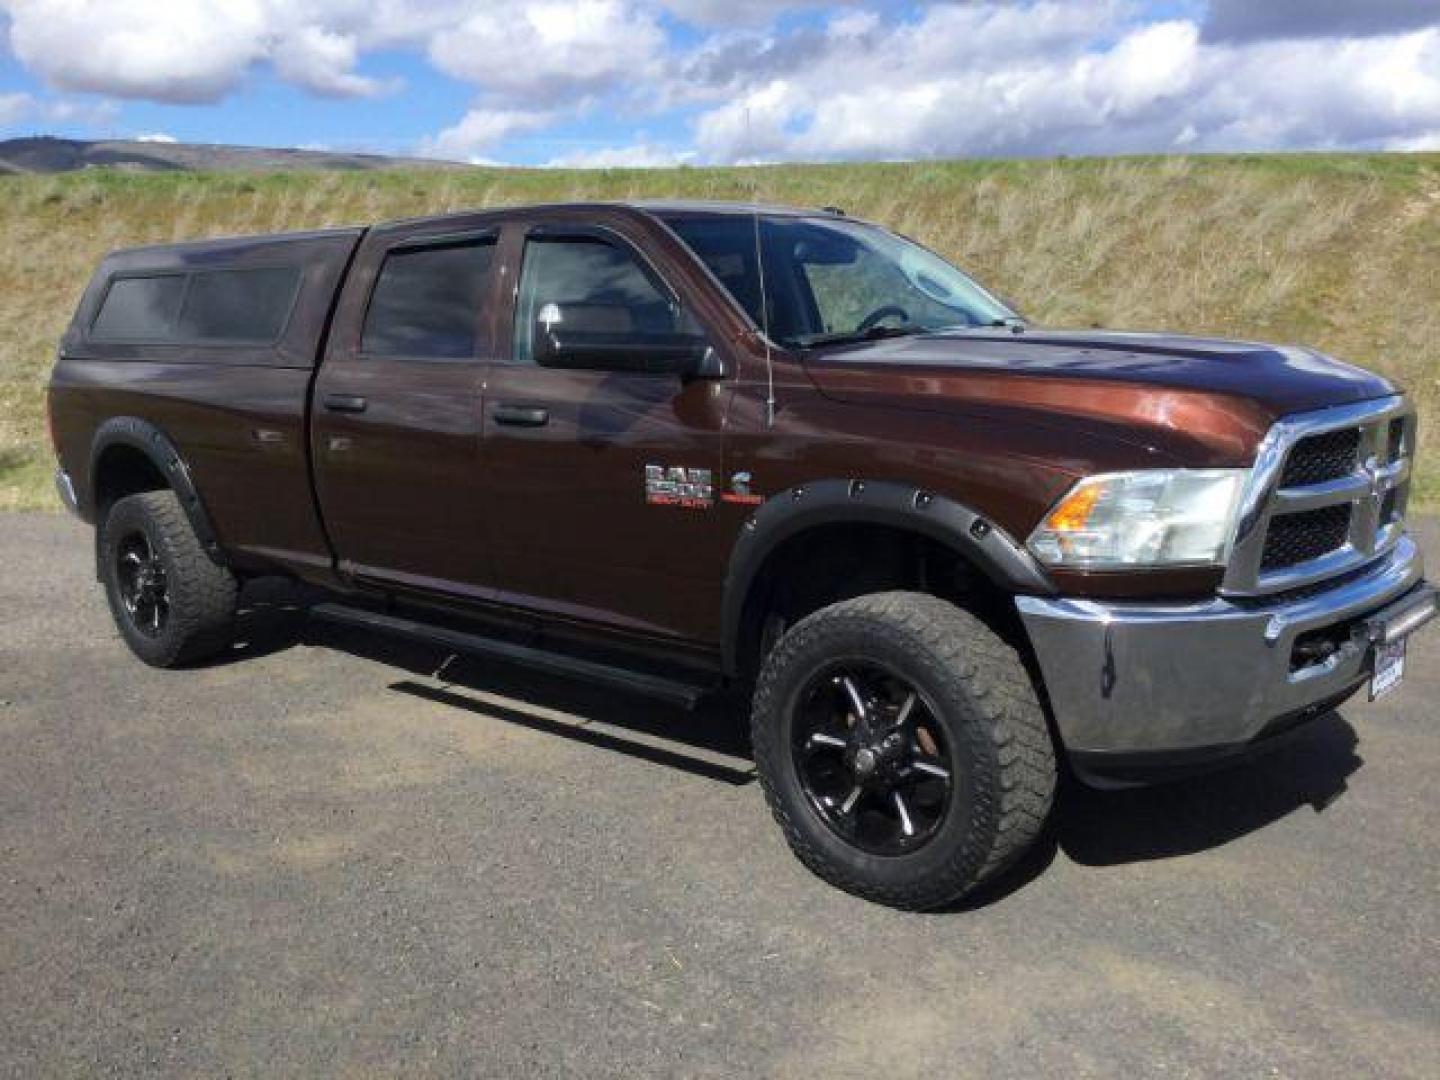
[794,324,929,349]
[933,316,1028,335]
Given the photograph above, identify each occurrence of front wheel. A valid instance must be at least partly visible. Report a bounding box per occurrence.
[751,592,1056,909]
[99,490,238,667]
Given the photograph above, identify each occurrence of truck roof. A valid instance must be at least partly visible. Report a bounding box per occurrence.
[372,198,837,230]
[104,226,365,259]
[621,199,834,217]
[103,201,838,260]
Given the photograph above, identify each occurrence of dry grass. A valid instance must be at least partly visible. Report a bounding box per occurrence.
[2,154,1437,511]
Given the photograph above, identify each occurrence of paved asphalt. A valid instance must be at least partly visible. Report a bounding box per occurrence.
[1,512,1437,1078]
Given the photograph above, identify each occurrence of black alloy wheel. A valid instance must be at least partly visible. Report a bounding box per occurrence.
[114,530,170,637]
[791,662,955,856]
[751,592,1058,909]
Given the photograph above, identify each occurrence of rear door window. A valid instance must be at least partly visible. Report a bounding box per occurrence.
[361,239,496,360]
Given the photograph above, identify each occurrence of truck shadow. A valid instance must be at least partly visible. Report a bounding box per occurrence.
[389,680,754,786]
[220,578,1366,907]
[938,712,1362,911]
[1055,712,1361,867]
[221,577,754,782]
[220,576,327,662]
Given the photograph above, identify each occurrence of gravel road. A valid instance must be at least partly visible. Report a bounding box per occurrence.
[2,512,1436,1077]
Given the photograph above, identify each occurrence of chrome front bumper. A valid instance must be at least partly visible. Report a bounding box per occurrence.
[1017,535,1435,783]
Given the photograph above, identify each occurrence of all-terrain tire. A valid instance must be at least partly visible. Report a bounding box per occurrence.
[99,490,238,667]
[751,591,1056,910]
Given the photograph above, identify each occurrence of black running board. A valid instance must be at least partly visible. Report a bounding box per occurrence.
[308,602,712,711]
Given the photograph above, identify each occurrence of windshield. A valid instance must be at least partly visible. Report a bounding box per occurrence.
[660,213,1017,348]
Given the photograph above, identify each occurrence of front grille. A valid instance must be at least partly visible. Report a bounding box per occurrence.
[1261,506,1352,570]
[1257,561,1376,604]
[1281,428,1359,487]
[1224,397,1414,596]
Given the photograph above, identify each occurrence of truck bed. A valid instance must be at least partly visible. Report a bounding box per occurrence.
[50,228,363,578]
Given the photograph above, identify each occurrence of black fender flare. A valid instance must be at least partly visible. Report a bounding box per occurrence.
[719,479,1055,676]
[88,416,225,565]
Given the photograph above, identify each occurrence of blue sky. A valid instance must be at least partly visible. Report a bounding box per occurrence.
[1,1,1437,165]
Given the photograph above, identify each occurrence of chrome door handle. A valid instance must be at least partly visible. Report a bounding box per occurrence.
[493,404,550,427]
[323,394,368,413]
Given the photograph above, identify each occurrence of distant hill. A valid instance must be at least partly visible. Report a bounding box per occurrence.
[0,136,470,175]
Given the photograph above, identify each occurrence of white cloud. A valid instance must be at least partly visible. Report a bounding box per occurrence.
[429,1,665,106]
[545,142,695,168]
[1385,130,1440,151]
[136,132,178,143]
[0,0,388,103]
[0,88,119,131]
[692,80,806,163]
[272,25,393,98]
[4,0,269,103]
[421,107,556,162]
[1204,0,1440,43]
[1182,29,1440,151]
[657,0,851,26]
[0,91,31,127]
[686,4,1440,162]
[0,0,671,108]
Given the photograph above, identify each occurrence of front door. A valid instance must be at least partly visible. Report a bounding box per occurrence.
[482,222,730,641]
[312,226,501,597]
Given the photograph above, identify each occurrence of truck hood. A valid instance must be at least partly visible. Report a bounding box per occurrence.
[803,328,1398,468]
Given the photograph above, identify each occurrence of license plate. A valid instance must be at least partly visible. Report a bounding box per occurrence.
[1371,637,1407,700]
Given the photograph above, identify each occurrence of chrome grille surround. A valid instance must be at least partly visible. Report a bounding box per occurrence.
[1223,395,1415,597]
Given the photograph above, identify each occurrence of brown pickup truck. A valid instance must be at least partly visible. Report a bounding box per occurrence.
[49,200,1437,909]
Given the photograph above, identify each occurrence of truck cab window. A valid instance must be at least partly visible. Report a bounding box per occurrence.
[361,240,495,359]
[513,236,681,366]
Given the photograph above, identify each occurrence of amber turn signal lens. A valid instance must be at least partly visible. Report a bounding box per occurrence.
[1044,482,1103,533]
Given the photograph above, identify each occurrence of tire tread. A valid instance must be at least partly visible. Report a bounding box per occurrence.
[101,490,237,667]
[751,591,1056,909]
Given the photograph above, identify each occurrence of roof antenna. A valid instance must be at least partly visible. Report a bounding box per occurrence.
[746,108,777,429]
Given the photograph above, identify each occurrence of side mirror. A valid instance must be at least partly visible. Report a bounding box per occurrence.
[533,303,721,378]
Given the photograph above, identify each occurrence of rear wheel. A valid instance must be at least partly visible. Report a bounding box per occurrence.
[100,490,238,667]
[751,591,1056,909]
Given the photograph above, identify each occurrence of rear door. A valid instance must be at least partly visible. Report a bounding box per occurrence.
[311,222,503,597]
[481,219,731,641]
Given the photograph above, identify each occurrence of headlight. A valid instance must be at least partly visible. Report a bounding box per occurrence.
[1027,469,1249,569]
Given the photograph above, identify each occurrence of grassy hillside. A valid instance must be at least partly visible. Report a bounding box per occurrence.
[2,154,1437,512]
